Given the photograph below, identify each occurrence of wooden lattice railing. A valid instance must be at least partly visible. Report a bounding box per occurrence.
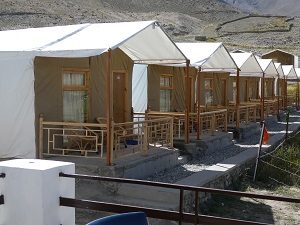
[228,104,257,124]
[112,117,174,158]
[39,116,174,160]
[40,120,107,158]
[287,95,297,107]
[135,109,228,139]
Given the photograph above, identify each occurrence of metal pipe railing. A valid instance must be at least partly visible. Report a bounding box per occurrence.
[59,172,300,203]
[59,172,300,225]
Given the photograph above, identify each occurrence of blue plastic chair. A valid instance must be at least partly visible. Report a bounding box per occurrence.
[86,212,148,225]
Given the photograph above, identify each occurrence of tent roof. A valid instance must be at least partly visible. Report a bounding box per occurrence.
[256,57,278,78]
[175,42,237,70]
[274,63,284,78]
[0,21,187,64]
[295,68,300,79]
[230,52,263,77]
[282,65,298,80]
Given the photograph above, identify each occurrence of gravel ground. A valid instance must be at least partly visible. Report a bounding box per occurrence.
[146,132,260,183]
[146,111,300,183]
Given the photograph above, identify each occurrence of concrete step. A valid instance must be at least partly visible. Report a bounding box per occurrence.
[174,132,234,157]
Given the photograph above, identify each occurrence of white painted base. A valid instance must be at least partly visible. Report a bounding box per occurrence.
[0,159,75,225]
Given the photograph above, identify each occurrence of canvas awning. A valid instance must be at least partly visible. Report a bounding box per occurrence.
[274,63,285,78]
[0,21,187,64]
[175,42,237,70]
[282,65,298,80]
[256,57,278,78]
[230,52,263,77]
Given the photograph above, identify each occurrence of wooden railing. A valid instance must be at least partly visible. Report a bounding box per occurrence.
[135,109,228,139]
[228,104,257,124]
[39,115,173,160]
[249,99,278,118]
[40,119,107,158]
[287,95,296,107]
[112,117,174,158]
[264,100,278,116]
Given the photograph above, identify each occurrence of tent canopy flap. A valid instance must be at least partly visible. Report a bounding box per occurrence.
[256,57,278,78]
[230,52,263,77]
[0,21,187,63]
[176,42,237,70]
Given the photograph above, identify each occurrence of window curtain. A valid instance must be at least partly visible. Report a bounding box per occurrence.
[63,73,87,122]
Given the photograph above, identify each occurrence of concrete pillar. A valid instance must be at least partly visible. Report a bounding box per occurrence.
[0,159,75,225]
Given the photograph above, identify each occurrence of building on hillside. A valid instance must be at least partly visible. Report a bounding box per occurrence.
[262,49,298,68]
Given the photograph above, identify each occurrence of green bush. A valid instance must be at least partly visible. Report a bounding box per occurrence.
[257,143,300,186]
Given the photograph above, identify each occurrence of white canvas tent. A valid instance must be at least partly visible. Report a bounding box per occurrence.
[274,63,285,96]
[132,42,238,113]
[0,21,187,158]
[256,57,278,78]
[296,68,300,78]
[275,63,285,78]
[230,52,263,76]
[175,42,237,70]
[282,65,298,80]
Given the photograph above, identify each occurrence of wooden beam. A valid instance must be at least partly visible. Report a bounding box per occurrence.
[236,69,240,128]
[184,60,190,144]
[38,113,44,159]
[296,79,300,107]
[285,77,288,109]
[106,49,113,166]
[261,72,265,121]
[196,67,201,140]
[277,77,280,117]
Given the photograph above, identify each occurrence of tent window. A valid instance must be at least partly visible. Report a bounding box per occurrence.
[62,70,89,122]
[160,75,173,112]
[205,79,213,105]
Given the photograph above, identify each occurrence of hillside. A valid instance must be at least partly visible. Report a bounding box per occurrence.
[0,0,299,56]
[222,0,300,16]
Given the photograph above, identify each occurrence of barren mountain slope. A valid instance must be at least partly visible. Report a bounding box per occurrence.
[0,0,299,56]
[0,0,242,29]
[0,0,245,42]
[222,0,300,16]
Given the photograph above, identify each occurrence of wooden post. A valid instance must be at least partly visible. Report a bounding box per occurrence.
[296,79,300,108]
[253,105,257,122]
[285,77,288,109]
[184,60,191,144]
[224,110,228,132]
[261,72,265,121]
[246,107,249,124]
[211,113,216,136]
[170,117,174,147]
[106,49,113,166]
[236,68,240,129]
[142,122,148,156]
[38,113,44,159]
[253,121,265,182]
[277,77,280,117]
[196,68,201,140]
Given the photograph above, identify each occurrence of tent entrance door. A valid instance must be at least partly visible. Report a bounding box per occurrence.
[113,72,127,123]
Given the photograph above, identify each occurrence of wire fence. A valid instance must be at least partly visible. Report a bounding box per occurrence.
[256,110,300,186]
